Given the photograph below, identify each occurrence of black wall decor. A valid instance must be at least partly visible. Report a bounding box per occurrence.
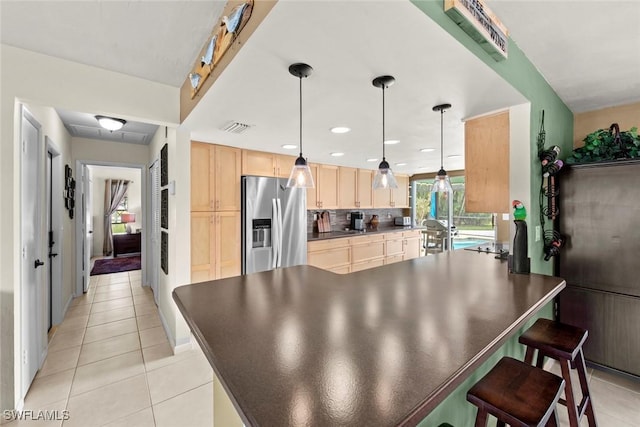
[64,164,75,219]
[160,143,168,187]
[161,231,169,274]
[161,188,168,229]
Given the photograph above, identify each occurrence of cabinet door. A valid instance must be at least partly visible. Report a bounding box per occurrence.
[191,142,215,211]
[191,212,215,282]
[317,165,339,209]
[392,175,410,208]
[275,154,296,179]
[403,237,421,260]
[339,167,357,209]
[465,111,509,213]
[242,150,275,177]
[372,187,391,208]
[215,145,241,211]
[356,169,373,208]
[306,163,319,210]
[216,211,241,279]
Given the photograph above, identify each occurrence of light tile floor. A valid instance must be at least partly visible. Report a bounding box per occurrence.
[9,268,640,426]
[10,270,213,427]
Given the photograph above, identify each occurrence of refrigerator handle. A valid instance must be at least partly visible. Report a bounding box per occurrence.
[271,198,279,269]
[276,198,283,268]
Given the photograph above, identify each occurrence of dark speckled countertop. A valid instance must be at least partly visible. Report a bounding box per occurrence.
[173,251,565,427]
[308,225,424,241]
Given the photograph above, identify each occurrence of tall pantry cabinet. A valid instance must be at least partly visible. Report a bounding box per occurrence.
[190,141,242,282]
[559,160,640,377]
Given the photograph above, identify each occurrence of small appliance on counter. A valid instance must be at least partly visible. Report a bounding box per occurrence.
[350,212,365,230]
[394,216,411,226]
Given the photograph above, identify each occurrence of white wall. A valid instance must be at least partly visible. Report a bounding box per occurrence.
[89,166,142,257]
[0,44,179,411]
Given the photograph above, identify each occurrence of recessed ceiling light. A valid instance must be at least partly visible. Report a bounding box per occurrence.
[384,139,400,145]
[282,144,297,150]
[420,148,435,153]
[367,158,379,162]
[395,162,407,166]
[330,126,351,134]
[419,166,428,169]
[330,152,344,157]
[447,154,462,159]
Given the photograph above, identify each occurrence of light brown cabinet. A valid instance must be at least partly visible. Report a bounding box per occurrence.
[242,150,297,178]
[191,142,241,212]
[190,211,241,282]
[373,174,409,208]
[464,111,510,213]
[310,164,339,209]
[307,230,422,274]
[339,167,373,209]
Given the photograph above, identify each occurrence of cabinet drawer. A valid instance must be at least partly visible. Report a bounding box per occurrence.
[384,254,404,265]
[308,247,350,270]
[351,258,385,272]
[403,230,421,239]
[351,234,384,245]
[351,241,385,263]
[329,265,351,274]
[385,239,404,256]
[308,237,350,252]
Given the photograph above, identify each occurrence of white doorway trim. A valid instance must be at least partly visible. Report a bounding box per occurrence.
[74,160,148,296]
[45,137,64,326]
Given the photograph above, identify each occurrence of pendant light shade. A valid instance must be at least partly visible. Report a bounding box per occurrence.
[287,63,315,188]
[430,103,453,251]
[372,75,398,190]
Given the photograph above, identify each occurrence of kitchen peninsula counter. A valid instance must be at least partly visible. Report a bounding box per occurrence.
[173,251,565,426]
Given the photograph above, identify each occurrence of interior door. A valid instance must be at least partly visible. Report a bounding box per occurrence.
[46,153,52,331]
[20,107,43,396]
[83,165,93,292]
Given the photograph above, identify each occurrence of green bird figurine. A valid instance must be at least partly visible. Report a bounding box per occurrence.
[513,200,527,221]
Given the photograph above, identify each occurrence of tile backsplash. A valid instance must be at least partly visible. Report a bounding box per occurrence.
[307,209,406,233]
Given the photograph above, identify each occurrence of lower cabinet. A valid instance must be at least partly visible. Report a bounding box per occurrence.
[308,230,423,274]
[191,211,241,283]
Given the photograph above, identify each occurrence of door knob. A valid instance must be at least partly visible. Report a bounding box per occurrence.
[34,259,45,268]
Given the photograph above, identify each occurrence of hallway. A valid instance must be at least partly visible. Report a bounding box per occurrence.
[12,270,213,426]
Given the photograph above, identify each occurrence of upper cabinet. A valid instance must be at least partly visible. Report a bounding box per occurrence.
[465,111,510,213]
[242,150,297,178]
[373,174,409,208]
[191,141,241,212]
[306,163,319,210]
[315,164,339,209]
[339,167,374,209]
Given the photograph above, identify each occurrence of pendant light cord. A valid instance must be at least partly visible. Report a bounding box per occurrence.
[382,85,386,161]
[299,75,303,159]
[440,108,444,170]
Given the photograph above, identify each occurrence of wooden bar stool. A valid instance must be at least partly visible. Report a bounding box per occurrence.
[467,357,564,427]
[519,318,597,427]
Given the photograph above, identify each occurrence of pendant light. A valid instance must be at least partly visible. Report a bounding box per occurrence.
[430,103,453,251]
[372,75,398,190]
[286,63,315,188]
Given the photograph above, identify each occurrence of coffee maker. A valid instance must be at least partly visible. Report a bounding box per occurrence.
[350,212,365,230]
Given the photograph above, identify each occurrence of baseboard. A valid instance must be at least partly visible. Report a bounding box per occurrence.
[157,306,192,354]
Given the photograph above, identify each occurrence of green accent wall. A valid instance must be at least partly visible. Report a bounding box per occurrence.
[418,301,555,426]
[411,0,574,275]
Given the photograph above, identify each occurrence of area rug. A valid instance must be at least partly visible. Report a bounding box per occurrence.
[90,256,141,275]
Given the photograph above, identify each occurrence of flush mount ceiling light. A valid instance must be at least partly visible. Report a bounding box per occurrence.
[372,75,398,190]
[286,63,315,188]
[95,115,126,131]
[330,126,351,134]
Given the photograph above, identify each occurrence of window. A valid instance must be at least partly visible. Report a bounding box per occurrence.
[413,176,495,249]
[111,196,128,224]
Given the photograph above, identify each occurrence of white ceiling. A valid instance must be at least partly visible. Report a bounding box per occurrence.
[2,1,639,175]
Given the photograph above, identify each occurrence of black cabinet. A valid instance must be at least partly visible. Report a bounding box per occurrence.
[559,160,640,377]
[113,233,141,257]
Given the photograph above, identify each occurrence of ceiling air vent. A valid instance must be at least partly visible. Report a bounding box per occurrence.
[221,121,251,134]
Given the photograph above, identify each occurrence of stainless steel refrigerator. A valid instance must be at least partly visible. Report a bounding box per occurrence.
[241,176,307,274]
